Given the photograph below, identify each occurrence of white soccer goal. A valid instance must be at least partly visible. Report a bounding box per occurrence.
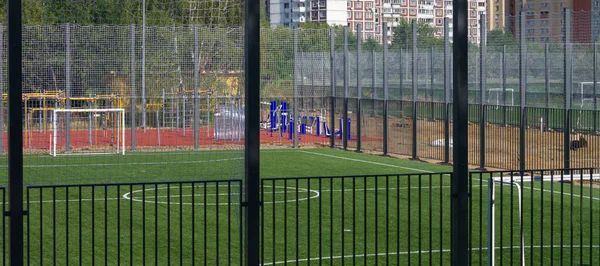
[486,88,515,109]
[50,109,125,156]
[578,82,600,110]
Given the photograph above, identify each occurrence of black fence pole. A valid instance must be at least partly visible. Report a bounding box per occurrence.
[545,43,550,129]
[244,0,261,263]
[130,25,136,151]
[372,49,376,114]
[479,14,487,171]
[502,45,507,127]
[383,23,389,156]
[519,11,527,171]
[411,21,418,160]
[343,26,349,150]
[65,23,71,152]
[193,25,200,150]
[330,27,335,148]
[0,24,3,154]
[564,9,572,169]
[7,0,25,264]
[593,43,597,133]
[293,30,299,148]
[451,0,469,263]
[430,47,435,120]
[444,18,450,164]
[400,47,404,110]
[356,24,362,153]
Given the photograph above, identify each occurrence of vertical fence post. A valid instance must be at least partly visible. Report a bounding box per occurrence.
[356,24,362,153]
[451,0,469,261]
[343,26,349,150]
[141,14,146,130]
[545,43,550,128]
[65,23,71,152]
[244,0,261,262]
[193,25,200,150]
[502,45,507,126]
[564,9,572,169]
[0,24,3,154]
[130,25,136,151]
[519,12,527,171]
[593,43,597,133]
[383,23,389,156]
[444,18,450,164]
[330,27,335,148]
[479,14,487,170]
[430,47,435,120]
[293,29,299,148]
[7,0,25,263]
[411,21,418,160]
[372,49,376,114]
[400,47,404,110]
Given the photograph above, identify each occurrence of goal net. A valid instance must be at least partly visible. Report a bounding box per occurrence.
[51,109,125,156]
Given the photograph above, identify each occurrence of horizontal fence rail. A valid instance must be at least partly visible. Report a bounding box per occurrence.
[470,168,600,266]
[260,172,452,265]
[24,180,243,266]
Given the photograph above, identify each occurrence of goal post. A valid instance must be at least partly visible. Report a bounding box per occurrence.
[51,109,125,156]
[577,82,600,109]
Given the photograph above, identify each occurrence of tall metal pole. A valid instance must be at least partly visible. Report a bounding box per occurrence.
[502,45,507,126]
[244,0,261,263]
[452,0,469,262]
[479,14,487,170]
[141,0,147,129]
[0,24,4,154]
[356,24,362,153]
[330,27,335,148]
[519,12,527,171]
[411,21,418,160]
[293,30,299,148]
[544,43,550,128]
[383,23,389,156]
[8,0,25,264]
[193,25,200,149]
[343,26,349,150]
[430,47,435,119]
[65,23,71,152]
[594,43,598,133]
[130,25,136,150]
[564,9,572,169]
[443,18,450,164]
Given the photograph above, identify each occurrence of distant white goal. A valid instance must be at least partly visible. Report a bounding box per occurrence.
[486,88,515,109]
[50,109,125,157]
[578,82,600,110]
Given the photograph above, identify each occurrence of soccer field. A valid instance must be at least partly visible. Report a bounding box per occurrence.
[1,148,599,265]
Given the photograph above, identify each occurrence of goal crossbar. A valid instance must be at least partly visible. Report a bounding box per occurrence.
[51,108,125,157]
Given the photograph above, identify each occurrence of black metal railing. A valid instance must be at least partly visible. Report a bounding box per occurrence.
[260,172,452,265]
[24,180,243,266]
[470,168,600,266]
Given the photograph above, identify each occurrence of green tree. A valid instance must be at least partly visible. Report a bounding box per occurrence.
[390,19,442,49]
[362,37,382,51]
[487,29,517,48]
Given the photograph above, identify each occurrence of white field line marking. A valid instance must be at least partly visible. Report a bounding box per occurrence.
[17,157,243,168]
[300,150,600,201]
[298,150,433,173]
[26,185,462,204]
[261,245,600,265]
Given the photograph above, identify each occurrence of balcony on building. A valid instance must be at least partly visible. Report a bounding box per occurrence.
[293,6,306,12]
[292,15,306,23]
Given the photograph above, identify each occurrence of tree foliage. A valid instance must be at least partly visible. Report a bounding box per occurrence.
[390,19,443,49]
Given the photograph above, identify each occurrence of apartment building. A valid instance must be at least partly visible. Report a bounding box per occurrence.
[498,0,600,44]
[268,0,486,44]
